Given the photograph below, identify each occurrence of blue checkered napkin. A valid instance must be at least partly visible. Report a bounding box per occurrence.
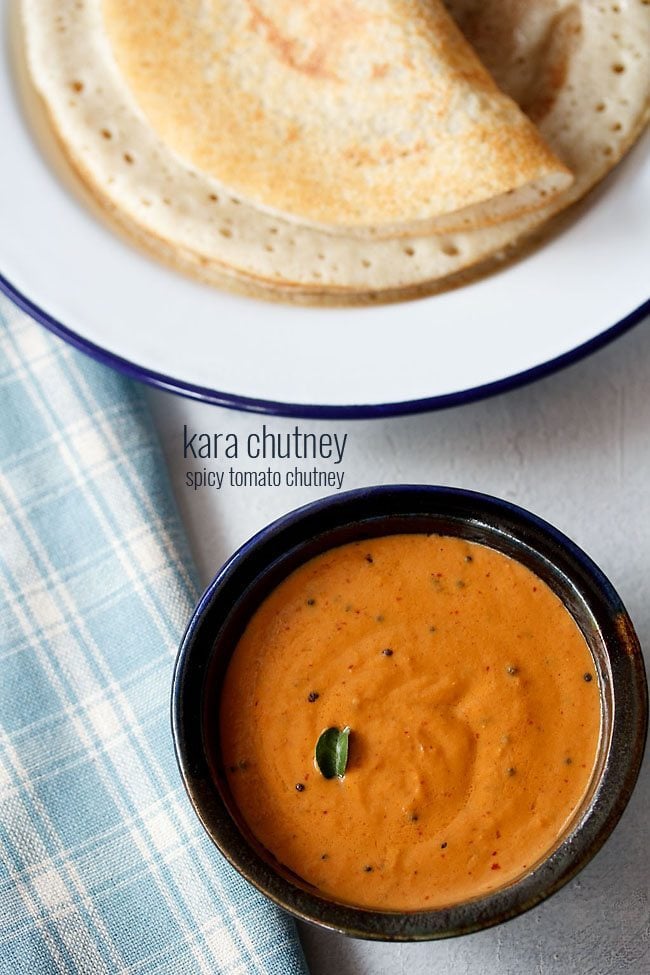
[0,296,309,975]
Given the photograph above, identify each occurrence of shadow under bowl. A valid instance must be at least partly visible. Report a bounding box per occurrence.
[172,485,647,941]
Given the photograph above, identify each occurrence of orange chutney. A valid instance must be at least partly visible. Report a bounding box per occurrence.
[219,534,602,911]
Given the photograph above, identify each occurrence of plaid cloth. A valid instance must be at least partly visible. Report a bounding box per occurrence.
[0,296,309,975]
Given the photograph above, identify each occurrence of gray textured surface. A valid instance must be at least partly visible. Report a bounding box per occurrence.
[147,317,650,975]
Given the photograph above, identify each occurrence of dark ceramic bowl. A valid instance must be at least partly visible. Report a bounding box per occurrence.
[172,486,647,941]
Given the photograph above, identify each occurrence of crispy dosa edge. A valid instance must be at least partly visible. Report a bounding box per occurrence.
[15,0,649,306]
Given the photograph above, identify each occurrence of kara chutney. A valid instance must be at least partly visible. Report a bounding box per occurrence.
[219,534,601,911]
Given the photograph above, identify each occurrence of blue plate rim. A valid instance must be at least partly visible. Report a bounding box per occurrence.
[1,270,647,419]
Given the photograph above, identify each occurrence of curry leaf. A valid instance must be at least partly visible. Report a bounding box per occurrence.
[315,726,350,779]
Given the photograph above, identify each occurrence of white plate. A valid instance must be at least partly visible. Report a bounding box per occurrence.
[1,7,648,418]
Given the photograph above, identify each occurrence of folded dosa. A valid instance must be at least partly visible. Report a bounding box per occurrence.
[21,0,649,300]
[96,0,571,237]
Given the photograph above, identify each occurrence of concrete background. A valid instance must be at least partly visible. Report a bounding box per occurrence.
[147,315,650,975]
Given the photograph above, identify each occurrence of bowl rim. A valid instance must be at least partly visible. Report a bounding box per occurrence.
[171,485,648,941]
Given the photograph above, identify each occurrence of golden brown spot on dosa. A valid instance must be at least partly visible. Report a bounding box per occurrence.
[246,2,341,82]
[371,62,391,79]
